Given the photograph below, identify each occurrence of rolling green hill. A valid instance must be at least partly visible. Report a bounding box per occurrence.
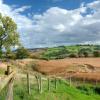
[40,45,100,60]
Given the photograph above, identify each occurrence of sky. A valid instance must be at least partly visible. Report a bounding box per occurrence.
[0,0,100,48]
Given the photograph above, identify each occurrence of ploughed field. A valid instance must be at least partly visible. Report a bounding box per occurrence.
[35,58,100,81]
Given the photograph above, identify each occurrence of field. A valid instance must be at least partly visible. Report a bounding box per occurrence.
[0,57,100,100]
[34,58,100,81]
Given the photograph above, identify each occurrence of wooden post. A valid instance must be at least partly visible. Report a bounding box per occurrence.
[35,75,40,92]
[6,78,14,100]
[95,80,98,86]
[6,65,13,100]
[69,77,72,86]
[83,77,85,85]
[27,73,30,94]
[48,78,50,91]
[5,66,11,75]
[39,76,42,93]
[55,78,57,90]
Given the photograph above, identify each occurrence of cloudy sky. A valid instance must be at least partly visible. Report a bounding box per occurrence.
[0,0,100,48]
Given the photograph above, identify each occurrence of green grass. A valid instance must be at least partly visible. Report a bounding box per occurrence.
[0,68,5,75]
[0,79,100,100]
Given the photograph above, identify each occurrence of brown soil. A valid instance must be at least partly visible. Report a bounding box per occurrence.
[35,58,100,80]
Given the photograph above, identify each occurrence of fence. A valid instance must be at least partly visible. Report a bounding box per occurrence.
[25,72,100,94]
[0,66,16,100]
[0,67,100,99]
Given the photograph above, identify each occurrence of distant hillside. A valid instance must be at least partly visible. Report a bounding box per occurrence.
[8,45,100,60]
[29,45,100,60]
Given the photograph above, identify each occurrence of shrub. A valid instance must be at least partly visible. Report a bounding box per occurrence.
[83,52,89,57]
[69,53,78,58]
[16,47,29,59]
[78,48,91,57]
[93,51,100,57]
[6,52,16,59]
[29,54,39,59]
[77,85,94,95]
[94,87,100,94]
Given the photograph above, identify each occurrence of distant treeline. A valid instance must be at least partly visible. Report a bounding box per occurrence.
[40,45,100,60]
[1,45,100,60]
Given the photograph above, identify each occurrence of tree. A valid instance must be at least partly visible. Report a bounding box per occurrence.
[0,13,19,58]
[16,47,29,59]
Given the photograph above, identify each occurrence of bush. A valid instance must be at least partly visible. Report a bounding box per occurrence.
[94,87,100,94]
[6,52,16,59]
[83,52,89,57]
[29,54,39,59]
[93,51,100,57]
[78,48,91,57]
[69,53,78,58]
[16,47,29,59]
[77,85,94,95]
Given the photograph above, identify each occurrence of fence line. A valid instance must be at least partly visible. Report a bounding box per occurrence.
[26,73,100,94]
[0,66,16,100]
[0,68,100,98]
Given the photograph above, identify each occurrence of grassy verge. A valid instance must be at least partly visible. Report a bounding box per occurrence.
[0,78,100,100]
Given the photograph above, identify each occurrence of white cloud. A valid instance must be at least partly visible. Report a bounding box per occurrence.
[0,0,100,48]
[14,6,31,13]
[87,0,100,10]
[53,24,66,32]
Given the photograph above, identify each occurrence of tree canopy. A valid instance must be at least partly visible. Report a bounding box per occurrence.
[0,13,19,58]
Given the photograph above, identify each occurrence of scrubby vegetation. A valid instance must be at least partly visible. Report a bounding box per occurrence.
[15,47,29,59]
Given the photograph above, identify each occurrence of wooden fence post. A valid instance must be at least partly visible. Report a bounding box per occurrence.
[83,77,85,85]
[27,73,30,94]
[6,78,14,100]
[48,78,50,91]
[69,77,72,86]
[39,76,42,93]
[5,65,11,75]
[35,75,40,92]
[95,80,98,86]
[54,77,57,90]
[6,65,13,100]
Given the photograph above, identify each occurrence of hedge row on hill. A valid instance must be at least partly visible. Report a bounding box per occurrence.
[41,45,100,60]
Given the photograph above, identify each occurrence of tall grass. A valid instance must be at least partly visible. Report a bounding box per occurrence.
[0,78,100,100]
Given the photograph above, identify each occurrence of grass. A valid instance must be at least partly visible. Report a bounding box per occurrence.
[0,78,100,100]
[0,68,5,75]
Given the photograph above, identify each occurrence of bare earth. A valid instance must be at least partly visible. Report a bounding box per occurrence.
[36,58,100,81]
[0,58,100,81]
